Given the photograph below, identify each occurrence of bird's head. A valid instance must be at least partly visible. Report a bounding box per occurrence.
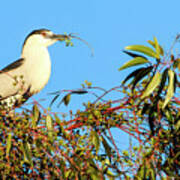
[23,29,68,48]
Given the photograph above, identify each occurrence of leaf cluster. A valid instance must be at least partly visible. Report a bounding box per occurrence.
[0,36,179,179]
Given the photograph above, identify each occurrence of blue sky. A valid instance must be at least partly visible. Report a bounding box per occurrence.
[0,1,180,147]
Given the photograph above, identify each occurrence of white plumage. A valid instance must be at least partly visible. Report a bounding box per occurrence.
[0,29,64,110]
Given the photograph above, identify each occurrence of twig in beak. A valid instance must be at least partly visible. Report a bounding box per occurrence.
[69,33,94,57]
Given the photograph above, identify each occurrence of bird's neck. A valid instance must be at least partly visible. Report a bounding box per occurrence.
[21,43,49,59]
[21,43,52,93]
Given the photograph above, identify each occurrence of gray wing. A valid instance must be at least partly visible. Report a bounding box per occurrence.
[0,58,26,99]
[0,58,24,73]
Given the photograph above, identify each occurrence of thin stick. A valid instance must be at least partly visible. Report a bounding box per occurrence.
[69,33,95,57]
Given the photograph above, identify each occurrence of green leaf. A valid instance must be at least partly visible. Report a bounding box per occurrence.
[22,141,33,166]
[123,50,147,59]
[88,166,100,180]
[106,170,119,178]
[147,168,156,180]
[64,170,71,178]
[118,57,149,71]
[63,94,71,106]
[122,66,153,84]
[65,39,73,47]
[71,90,88,94]
[176,117,180,130]
[173,58,180,69]
[157,68,168,95]
[148,107,155,135]
[50,94,60,107]
[58,93,71,107]
[125,45,159,58]
[131,66,153,91]
[84,80,92,87]
[174,73,178,93]
[46,115,53,138]
[162,69,175,109]
[137,164,146,178]
[148,39,164,56]
[102,136,112,162]
[141,72,161,99]
[141,103,150,115]
[32,104,40,128]
[153,37,160,59]
[90,131,100,153]
[6,133,12,158]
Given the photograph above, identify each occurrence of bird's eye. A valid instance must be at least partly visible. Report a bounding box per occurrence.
[41,32,47,37]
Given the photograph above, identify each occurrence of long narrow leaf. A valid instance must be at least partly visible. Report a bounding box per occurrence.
[148,40,164,56]
[132,66,153,91]
[148,107,155,135]
[141,72,161,99]
[58,94,71,107]
[46,115,53,138]
[6,133,12,158]
[174,73,178,93]
[90,131,100,153]
[154,37,160,59]
[157,68,168,95]
[102,136,112,162]
[50,94,60,107]
[122,67,153,84]
[123,50,147,59]
[118,57,150,71]
[71,90,88,94]
[162,70,175,109]
[125,45,159,58]
[32,104,40,128]
[22,141,33,166]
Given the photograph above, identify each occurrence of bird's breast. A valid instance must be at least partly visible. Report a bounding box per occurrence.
[23,48,51,94]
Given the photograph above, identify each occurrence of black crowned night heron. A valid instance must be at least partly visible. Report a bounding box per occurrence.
[0,29,67,111]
